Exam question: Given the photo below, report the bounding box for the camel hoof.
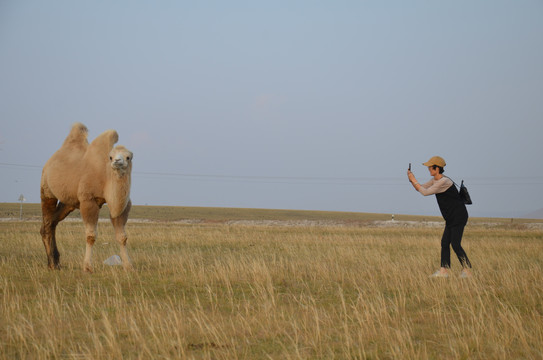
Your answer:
[123,264,135,272]
[84,266,93,273]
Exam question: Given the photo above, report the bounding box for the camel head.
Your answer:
[109,145,133,176]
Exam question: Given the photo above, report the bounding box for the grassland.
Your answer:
[1,202,433,223]
[1,204,542,359]
[2,202,540,225]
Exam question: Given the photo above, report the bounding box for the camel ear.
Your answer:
[63,122,89,146]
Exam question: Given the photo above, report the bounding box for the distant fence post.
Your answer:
[18,194,26,220]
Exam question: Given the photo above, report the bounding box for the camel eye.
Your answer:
[126,156,130,161]
[109,156,112,160]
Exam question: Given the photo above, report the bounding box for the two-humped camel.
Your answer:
[40,123,133,272]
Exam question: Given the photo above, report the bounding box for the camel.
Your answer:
[40,123,133,272]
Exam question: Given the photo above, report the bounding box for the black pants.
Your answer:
[441,224,471,269]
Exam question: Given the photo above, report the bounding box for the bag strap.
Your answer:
[444,176,463,189]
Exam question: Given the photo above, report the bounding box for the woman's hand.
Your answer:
[407,170,416,183]
[408,170,420,191]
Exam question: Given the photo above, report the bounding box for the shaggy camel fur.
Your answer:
[40,123,133,272]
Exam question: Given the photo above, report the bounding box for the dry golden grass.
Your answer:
[3,202,540,225]
[1,212,542,359]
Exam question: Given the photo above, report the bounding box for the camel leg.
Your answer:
[40,198,61,269]
[56,203,76,223]
[80,200,99,273]
[111,200,133,270]
[40,198,75,269]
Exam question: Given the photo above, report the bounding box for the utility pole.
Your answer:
[18,194,26,220]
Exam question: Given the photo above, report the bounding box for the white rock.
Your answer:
[103,255,122,266]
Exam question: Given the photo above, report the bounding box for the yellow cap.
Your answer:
[423,156,446,167]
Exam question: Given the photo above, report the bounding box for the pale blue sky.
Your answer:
[1,1,542,217]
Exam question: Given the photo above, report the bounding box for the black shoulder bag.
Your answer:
[446,177,473,205]
[458,180,472,205]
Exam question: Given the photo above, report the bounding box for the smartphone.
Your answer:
[408,163,411,171]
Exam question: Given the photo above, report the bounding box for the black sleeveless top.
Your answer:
[436,183,468,226]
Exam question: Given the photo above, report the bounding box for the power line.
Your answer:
[135,170,401,182]
[0,162,398,184]
[0,162,41,169]
[1,162,543,185]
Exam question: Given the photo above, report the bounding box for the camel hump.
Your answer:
[62,122,89,146]
[87,129,119,158]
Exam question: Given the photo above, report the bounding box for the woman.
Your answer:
[407,156,472,278]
